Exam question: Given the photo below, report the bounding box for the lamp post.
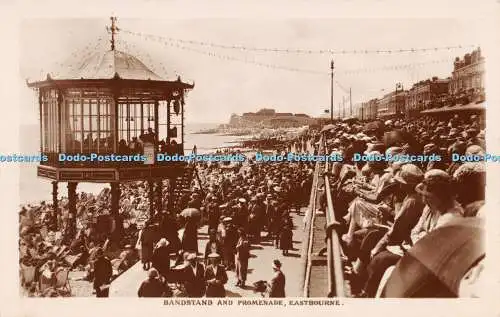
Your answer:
[330,59,334,123]
[395,82,403,117]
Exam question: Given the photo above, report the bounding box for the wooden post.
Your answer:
[67,182,78,239]
[110,182,122,243]
[51,181,58,230]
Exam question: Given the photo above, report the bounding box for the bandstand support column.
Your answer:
[148,180,155,218]
[67,182,78,238]
[110,182,122,243]
[51,181,59,230]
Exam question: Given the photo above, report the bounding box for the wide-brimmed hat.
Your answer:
[393,164,424,185]
[423,143,438,153]
[208,253,220,259]
[415,169,453,197]
[465,145,484,156]
[223,217,233,223]
[186,253,197,261]
[238,198,247,203]
[157,238,169,247]
[448,128,459,137]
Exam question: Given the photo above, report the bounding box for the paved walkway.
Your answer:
[110,210,306,297]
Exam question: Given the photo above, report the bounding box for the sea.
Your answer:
[19,123,249,204]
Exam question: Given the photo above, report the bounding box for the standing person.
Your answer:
[278,223,293,256]
[182,253,206,297]
[207,198,221,235]
[235,230,251,288]
[141,221,160,271]
[204,253,228,297]
[181,218,199,254]
[152,238,171,280]
[93,247,112,298]
[138,268,172,297]
[267,259,285,298]
[223,221,238,271]
[204,230,223,265]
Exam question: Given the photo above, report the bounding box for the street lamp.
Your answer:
[395,82,403,117]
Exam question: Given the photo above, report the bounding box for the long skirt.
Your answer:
[235,256,248,281]
[345,198,383,229]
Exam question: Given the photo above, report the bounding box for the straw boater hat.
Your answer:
[208,253,220,259]
[157,238,169,248]
[223,217,233,223]
[393,164,424,185]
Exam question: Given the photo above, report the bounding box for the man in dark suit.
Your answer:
[267,259,285,297]
[182,253,206,297]
[204,253,228,297]
[93,247,112,297]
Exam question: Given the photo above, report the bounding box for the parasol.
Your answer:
[180,207,201,218]
[381,217,485,298]
[383,129,417,148]
[364,120,384,132]
[320,124,336,132]
[342,117,359,124]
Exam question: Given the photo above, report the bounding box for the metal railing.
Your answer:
[300,134,346,297]
[324,159,346,297]
[300,153,321,297]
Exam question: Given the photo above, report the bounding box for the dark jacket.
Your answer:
[204,264,228,297]
[182,263,206,297]
[269,270,285,297]
[181,221,198,254]
[138,278,172,297]
[152,245,171,277]
[279,227,293,251]
[93,256,112,289]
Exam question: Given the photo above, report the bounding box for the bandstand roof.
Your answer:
[55,50,164,81]
[27,49,194,91]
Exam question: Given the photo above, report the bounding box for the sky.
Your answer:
[19,18,484,124]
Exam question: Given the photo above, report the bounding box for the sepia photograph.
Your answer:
[8,1,497,310]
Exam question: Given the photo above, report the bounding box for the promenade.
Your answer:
[109,210,306,297]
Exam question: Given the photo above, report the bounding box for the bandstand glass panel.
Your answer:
[65,88,113,154]
[41,89,60,153]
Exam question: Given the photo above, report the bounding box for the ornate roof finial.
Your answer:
[106,16,119,51]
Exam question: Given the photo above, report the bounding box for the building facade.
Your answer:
[377,90,407,119]
[449,48,485,101]
[406,77,450,118]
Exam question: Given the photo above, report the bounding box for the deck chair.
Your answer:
[375,265,395,298]
[54,267,71,294]
[110,258,123,276]
[39,227,48,240]
[39,271,56,293]
[20,264,36,287]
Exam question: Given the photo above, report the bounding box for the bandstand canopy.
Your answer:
[27,49,193,91]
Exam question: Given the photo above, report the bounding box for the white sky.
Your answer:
[20,18,484,124]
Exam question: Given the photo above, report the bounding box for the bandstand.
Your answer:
[26,18,195,238]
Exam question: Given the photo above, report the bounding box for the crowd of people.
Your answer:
[19,128,317,298]
[320,114,486,297]
[128,132,316,297]
[19,113,487,298]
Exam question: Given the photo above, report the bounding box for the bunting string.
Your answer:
[121,28,476,55]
